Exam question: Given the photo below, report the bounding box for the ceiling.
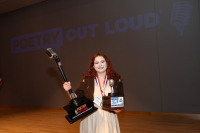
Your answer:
[0,0,46,15]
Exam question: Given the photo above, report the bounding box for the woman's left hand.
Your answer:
[111,109,123,113]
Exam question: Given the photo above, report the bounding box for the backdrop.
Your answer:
[0,0,200,114]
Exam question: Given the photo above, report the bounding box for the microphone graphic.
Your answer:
[170,1,192,36]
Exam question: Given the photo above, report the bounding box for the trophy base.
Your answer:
[63,97,98,124]
[102,94,125,111]
[65,106,98,124]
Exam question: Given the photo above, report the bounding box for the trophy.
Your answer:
[102,79,124,110]
[45,48,98,124]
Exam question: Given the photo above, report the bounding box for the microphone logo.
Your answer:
[170,1,192,36]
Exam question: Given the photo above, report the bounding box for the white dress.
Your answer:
[80,80,121,133]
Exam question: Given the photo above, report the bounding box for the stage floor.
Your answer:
[0,106,200,133]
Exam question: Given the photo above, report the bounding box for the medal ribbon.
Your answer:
[95,75,108,96]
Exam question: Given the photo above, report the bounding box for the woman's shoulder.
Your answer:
[114,77,122,82]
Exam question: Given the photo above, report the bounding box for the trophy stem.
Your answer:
[111,86,114,94]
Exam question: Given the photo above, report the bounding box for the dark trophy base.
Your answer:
[63,97,98,124]
[102,93,124,110]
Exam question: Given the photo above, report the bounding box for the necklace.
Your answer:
[99,79,105,86]
[95,75,108,96]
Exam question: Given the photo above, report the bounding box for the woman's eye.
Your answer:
[101,61,105,63]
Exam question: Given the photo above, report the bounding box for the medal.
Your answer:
[95,75,108,96]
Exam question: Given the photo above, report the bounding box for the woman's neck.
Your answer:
[97,72,106,79]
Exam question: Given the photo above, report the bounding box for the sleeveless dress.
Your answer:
[80,80,121,133]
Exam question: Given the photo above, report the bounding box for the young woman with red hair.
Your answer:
[63,53,124,133]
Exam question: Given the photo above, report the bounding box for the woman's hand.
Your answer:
[111,109,123,113]
[63,82,71,91]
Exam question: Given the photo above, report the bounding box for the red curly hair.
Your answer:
[83,53,121,80]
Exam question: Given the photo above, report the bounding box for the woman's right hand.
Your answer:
[63,82,71,91]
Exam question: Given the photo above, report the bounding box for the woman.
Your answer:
[63,53,124,133]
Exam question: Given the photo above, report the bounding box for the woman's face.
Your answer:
[93,56,107,74]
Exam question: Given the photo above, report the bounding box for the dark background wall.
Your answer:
[0,0,200,114]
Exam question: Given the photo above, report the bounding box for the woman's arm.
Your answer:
[75,78,86,98]
[112,109,124,113]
